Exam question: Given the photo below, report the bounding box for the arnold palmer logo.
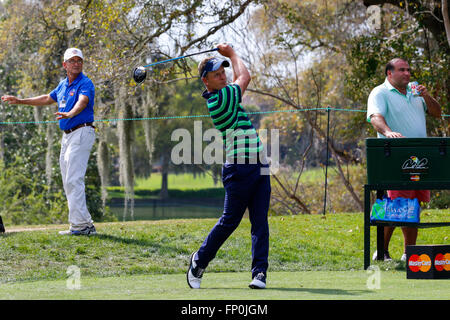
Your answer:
[401,156,429,173]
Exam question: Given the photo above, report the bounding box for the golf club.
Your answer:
[133,48,219,84]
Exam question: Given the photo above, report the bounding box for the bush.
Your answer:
[427,190,450,209]
[0,159,116,226]
[269,164,366,215]
[0,161,67,225]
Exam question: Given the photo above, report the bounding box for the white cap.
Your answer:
[64,48,84,62]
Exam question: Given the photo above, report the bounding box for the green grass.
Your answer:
[1,210,448,292]
[135,173,220,190]
[107,173,224,199]
[291,166,329,183]
[1,209,448,300]
[1,271,448,300]
[2,169,448,299]
[109,204,223,221]
[107,188,225,200]
[109,169,330,195]
[105,168,344,202]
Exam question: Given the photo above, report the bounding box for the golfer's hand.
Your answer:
[1,95,20,104]
[216,43,235,58]
[385,131,405,138]
[416,85,429,97]
[55,111,72,120]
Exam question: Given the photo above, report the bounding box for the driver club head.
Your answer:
[133,66,147,84]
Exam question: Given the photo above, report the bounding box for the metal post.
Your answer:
[376,190,385,261]
[0,215,5,233]
[323,107,331,215]
[364,185,371,270]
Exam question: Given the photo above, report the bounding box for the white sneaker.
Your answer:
[58,225,97,236]
[372,250,392,261]
[187,252,204,289]
[249,272,266,289]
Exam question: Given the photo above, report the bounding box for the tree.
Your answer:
[1,0,261,223]
[363,0,450,50]
[443,0,450,46]
[144,66,215,199]
[351,0,449,137]
[234,0,449,213]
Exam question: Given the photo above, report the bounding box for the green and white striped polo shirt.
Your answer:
[202,84,264,161]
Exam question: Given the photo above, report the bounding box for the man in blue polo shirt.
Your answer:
[1,48,97,236]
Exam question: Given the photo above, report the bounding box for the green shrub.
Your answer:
[269,164,366,215]
[0,161,67,225]
[0,160,116,225]
[427,190,450,209]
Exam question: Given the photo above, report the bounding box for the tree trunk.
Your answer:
[45,121,54,192]
[143,89,157,177]
[96,131,110,210]
[33,107,43,128]
[247,88,364,211]
[95,97,110,211]
[117,86,135,220]
[305,111,364,211]
[363,0,449,49]
[159,151,169,199]
[443,0,450,47]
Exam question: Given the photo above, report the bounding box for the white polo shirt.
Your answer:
[367,78,428,138]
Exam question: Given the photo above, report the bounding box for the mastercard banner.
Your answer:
[406,245,450,279]
[434,253,450,272]
[408,254,432,273]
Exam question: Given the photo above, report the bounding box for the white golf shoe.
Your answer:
[249,272,266,289]
[187,252,204,289]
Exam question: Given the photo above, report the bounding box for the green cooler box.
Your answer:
[366,138,450,186]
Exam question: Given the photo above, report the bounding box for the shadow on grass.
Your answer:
[205,287,370,296]
[95,233,190,255]
[0,233,14,238]
[371,260,406,271]
[267,287,370,296]
[0,231,190,257]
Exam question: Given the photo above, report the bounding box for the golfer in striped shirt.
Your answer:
[187,43,271,289]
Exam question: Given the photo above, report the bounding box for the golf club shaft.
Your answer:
[141,48,219,69]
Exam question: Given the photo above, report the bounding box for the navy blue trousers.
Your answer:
[195,162,271,278]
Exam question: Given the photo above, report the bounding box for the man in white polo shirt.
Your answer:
[367,58,441,261]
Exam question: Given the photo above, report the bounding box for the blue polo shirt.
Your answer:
[49,72,95,131]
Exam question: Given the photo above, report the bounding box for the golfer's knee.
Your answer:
[65,176,84,190]
[218,215,241,230]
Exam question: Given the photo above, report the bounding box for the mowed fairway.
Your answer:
[1,211,449,300]
[0,271,449,300]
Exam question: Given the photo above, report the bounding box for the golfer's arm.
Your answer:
[369,114,395,136]
[66,95,89,118]
[19,95,55,106]
[229,54,251,94]
[423,95,441,118]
